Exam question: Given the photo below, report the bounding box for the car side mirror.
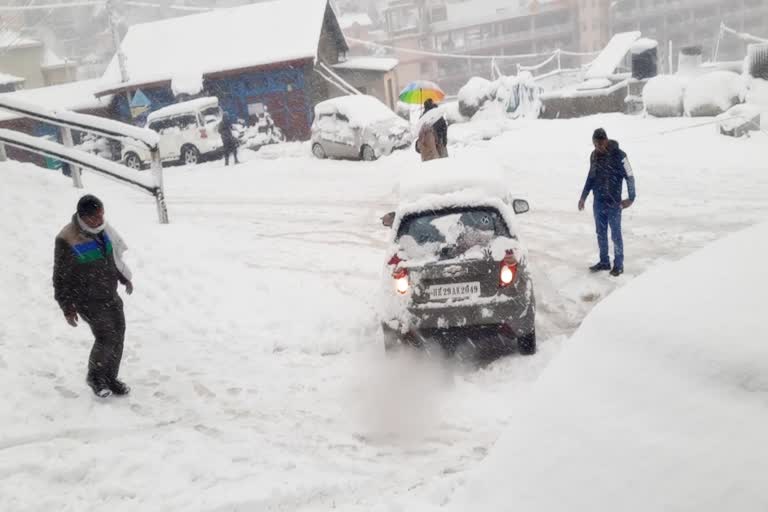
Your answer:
[381,211,396,228]
[512,199,530,215]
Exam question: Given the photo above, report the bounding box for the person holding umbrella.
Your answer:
[400,81,448,161]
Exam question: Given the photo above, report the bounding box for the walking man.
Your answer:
[218,113,240,166]
[578,128,637,276]
[53,195,133,398]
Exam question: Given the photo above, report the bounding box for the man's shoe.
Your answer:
[109,379,131,396]
[589,262,611,272]
[610,267,624,277]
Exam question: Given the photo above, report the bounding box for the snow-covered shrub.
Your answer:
[458,73,543,121]
[644,75,689,117]
[458,77,492,118]
[683,71,745,117]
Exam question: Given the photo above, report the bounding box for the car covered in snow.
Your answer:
[122,97,225,169]
[311,95,412,161]
[379,158,536,357]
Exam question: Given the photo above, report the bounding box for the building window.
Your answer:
[430,6,447,23]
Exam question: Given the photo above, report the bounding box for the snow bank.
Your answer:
[448,221,768,512]
[683,71,745,117]
[643,75,689,117]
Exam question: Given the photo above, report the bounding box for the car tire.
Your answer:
[312,143,327,159]
[124,151,142,170]
[361,144,377,162]
[181,145,201,166]
[518,330,537,356]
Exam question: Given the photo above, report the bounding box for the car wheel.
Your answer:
[312,143,327,159]
[124,152,142,170]
[361,144,377,162]
[518,330,537,356]
[181,145,200,166]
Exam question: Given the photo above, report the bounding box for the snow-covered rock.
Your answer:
[683,71,744,117]
[643,75,689,117]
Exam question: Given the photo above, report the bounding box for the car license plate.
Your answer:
[428,282,481,301]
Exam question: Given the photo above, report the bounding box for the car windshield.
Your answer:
[397,208,511,259]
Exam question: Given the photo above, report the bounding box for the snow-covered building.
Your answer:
[0,73,25,94]
[95,0,352,141]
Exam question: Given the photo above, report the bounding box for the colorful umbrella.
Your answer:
[399,80,445,105]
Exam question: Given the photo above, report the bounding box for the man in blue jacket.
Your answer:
[578,128,637,276]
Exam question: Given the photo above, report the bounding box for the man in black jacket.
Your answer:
[53,195,133,398]
[578,128,637,276]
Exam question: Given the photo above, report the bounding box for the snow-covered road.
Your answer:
[1,115,767,510]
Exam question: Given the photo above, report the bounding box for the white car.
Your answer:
[311,95,412,162]
[122,97,224,169]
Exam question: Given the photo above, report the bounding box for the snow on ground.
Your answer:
[433,220,768,512]
[1,114,767,511]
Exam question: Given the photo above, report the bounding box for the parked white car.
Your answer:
[311,95,412,161]
[122,97,224,169]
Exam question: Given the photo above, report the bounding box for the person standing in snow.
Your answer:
[53,195,133,398]
[218,113,240,166]
[578,128,637,277]
[422,99,448,158]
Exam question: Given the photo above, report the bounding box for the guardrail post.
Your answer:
[61,127,83,189]
[150,148,169,224]
[0,142,6,162]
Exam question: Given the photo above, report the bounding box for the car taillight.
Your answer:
[393,267,409,295]
[200,129,208,139]
[500,251,518,287]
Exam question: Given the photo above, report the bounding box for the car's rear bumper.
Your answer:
[384,293,535,339]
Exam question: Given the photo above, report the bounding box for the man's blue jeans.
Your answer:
[594,202,623,269]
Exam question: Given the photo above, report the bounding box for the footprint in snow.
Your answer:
[54,386,78,399]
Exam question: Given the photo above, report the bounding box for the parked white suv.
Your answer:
[311,95,412,161]
[122,97,224,169]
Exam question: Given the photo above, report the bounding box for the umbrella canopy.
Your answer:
[399,80,445,105]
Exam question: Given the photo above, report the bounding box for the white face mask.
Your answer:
[77,215,106,235]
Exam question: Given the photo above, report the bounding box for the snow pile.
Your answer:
[643,75,689,117]
[683,71,745,117]
[448,221,768,512]
[171,71,204,97]
[716,104,763,136]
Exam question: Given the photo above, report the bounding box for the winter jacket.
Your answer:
[416,123,440,162]
[53,215,129,313]
[218,120,238,149]
[580,140,637,208]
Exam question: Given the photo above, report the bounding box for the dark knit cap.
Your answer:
[592,128,608,140]
[77,194,104,217]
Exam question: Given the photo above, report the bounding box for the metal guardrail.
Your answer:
[0,98,168,224]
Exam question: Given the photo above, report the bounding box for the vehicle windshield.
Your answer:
[397,207,511,259]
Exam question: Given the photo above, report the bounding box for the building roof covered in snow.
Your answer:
[332,57,398,72]
[0,31,42,51]
[41,49,76,70]
[0,79,110,123]
[100,0,347,94]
